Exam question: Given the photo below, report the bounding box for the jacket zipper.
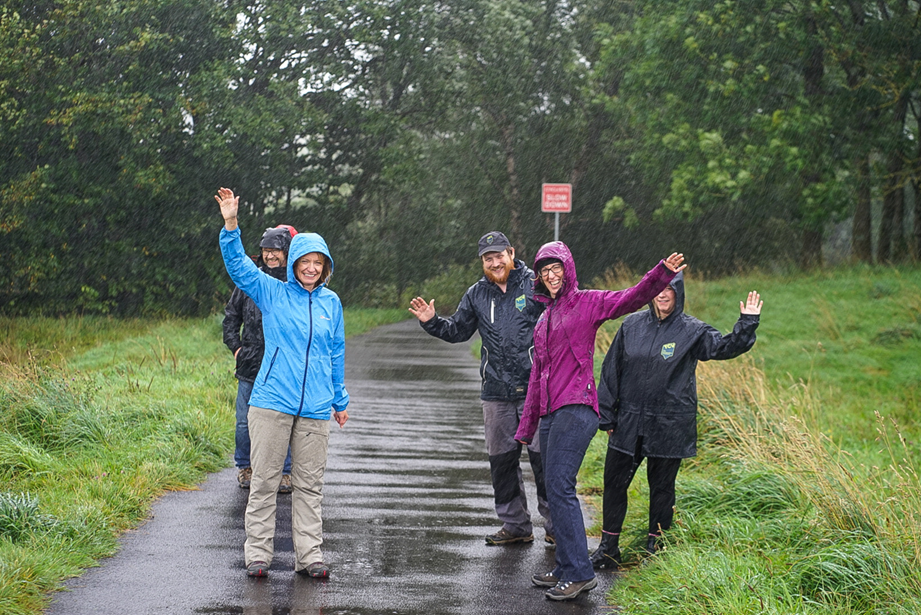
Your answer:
[544,300,553,412]
[298,292,314,415]
[490,298,495,323]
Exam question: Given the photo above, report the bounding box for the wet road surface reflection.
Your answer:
[47,319,614,614]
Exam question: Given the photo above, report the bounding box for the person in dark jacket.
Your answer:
[408,231,552,546]
[590,273,762,569]
[223,225,297,492]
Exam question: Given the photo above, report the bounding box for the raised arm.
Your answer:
[216,188,277,308]
[697,291,762,361]
[414,291,479,343]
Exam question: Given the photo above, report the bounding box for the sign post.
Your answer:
[541,183,572,242]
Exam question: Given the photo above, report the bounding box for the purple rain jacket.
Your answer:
[514,241,677,443]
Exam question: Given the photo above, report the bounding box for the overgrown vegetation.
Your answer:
[2,1,917,315]
[0,309,405,615]
[581,266,921,614]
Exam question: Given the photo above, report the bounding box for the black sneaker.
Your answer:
[246,561,268,577]
[531,571,558,588]
[590,533,622,570]
[545,577,598,601]
[485,528,534,546]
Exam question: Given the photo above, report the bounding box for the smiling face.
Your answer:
[294,252,326,290]
[654,286,676,320]
[481,248,515,285]
[261,248,287,269]
[538,261,565,298]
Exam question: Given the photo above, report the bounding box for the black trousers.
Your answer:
[601,437,682,535]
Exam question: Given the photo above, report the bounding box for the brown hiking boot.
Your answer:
[278,474,292,494]
[485,528,534,545]
[238,467,252,489]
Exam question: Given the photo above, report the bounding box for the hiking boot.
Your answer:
[238,467,253,489]
[531,571,558,588]
[296,562,329,579]
[485,528,534,546]
[646,534,662,555]
[590,534,622,570]
[246,561,269,577]
[278,474,292,494]
[545,577,598,601]
[544,530,556,546]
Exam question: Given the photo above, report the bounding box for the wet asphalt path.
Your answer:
[47,319,614,614]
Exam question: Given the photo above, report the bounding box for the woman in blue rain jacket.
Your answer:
[216,187,348,581]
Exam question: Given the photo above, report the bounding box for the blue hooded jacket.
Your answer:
[220,227,349,419]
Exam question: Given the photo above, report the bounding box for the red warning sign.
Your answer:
[541,183,572,213]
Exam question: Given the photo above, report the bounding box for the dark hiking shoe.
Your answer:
[544,530,556,546]
[485,528,534,545]
[246,561,269,577]
[238,467,252,489]
[545,577,598,601]
[278,474,292,494]
[590,534,622,570]
[296,562,329,578]
[590,546,622,570]
[531,571,559,588]
[646,534,662,555]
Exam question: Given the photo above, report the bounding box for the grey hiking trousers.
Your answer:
[482,400,552,536]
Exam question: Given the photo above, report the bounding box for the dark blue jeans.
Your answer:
[235,379,291,474]
[540,404,598,582]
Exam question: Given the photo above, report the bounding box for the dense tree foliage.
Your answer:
[0,0,918,315]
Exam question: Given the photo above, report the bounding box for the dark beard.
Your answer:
[484,262,513,285]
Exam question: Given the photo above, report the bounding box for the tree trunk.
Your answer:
[499,122,524,256]
[914,179,921,261]
[879,93,909,263]
[800,227,824,268]
[852,155,873,263]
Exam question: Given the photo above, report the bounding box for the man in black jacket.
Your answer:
[409,231,552,546]
[223,225,297,492]
[591,273,762,568]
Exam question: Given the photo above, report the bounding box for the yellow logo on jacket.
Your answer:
[661,342,676,360]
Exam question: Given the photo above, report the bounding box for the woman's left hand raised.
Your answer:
[663,253,686,273]
[333,409,349,428]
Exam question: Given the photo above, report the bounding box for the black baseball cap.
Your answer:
[477,231,511,257]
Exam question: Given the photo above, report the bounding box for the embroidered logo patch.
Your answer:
[515,294,526,312]
[661,342,676,360]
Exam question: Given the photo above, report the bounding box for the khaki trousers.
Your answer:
[244,405,330,570]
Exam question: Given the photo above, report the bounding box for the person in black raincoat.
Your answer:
[223,225,297,492]
[409,231,553,546]
[590,272,762,569]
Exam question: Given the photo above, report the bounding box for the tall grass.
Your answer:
[581,265,921,614]
[0,309,407,615]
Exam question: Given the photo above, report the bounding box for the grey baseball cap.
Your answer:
[477,231,511,257]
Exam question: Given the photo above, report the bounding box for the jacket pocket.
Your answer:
[262,347,280,385]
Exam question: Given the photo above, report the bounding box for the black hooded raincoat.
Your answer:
[597,273,759,458]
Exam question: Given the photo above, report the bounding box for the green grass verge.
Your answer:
[0,309,407,615]
[582,265,921,614]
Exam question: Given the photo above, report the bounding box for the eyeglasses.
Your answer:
[539,263,563,278]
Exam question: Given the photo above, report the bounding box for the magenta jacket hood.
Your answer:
[515,242,676,443]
